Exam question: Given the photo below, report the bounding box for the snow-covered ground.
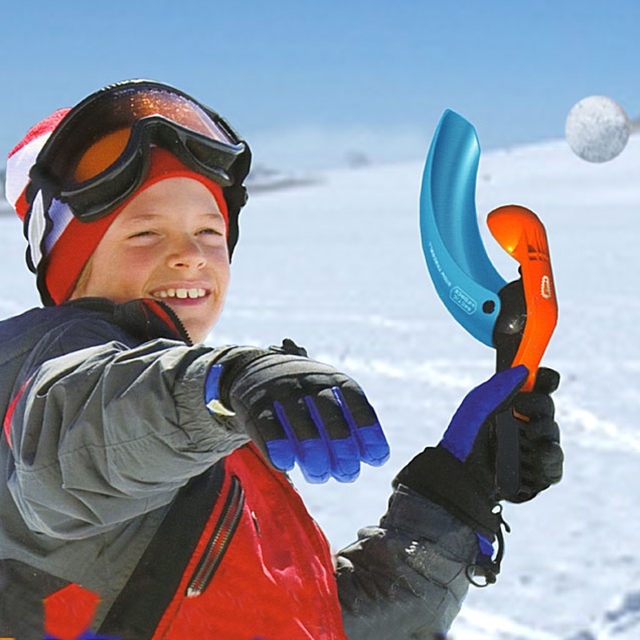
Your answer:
[2,128,639,639]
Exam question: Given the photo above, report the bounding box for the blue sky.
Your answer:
[1,1,639,170]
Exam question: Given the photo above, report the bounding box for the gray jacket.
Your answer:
[0,299,479,639]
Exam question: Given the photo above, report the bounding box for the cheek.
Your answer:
[209,247,231,286]
[88,248,156,300]
[218,258,231,284]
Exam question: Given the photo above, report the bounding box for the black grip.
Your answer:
[493,278,529,501]
[493,278,526,373]
[495,410,522,501]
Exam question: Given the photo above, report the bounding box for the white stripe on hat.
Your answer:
[27,191,47,269]
[44,198,74,254]
[5,134,49,210]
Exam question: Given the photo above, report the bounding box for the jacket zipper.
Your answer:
[147,299,193,345]
[185,474,245,597]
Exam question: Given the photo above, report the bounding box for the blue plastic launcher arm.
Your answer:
[420,109,507,346]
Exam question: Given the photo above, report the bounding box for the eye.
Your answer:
[197,226,225,238]
[126,229,160,243]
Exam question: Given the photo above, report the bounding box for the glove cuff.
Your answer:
[393,446,501,542]
[210,340,310,407]
[209,346,271,406]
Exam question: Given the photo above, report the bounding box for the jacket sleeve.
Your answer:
[336,484,479,639]
[6,319,249,540]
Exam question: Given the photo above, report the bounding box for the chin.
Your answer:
[188,329,211,343]
[184,316,220,344]
[170,304,222,344]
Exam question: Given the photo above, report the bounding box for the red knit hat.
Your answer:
[6,111,228,305]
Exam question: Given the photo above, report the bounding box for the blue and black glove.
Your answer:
[393,364,563,582]
[205,339,390,483]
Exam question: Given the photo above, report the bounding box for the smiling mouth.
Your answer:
[151,287,208,300]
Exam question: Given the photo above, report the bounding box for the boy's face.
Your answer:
[71,177,230,342]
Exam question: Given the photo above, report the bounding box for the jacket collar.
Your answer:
[66,297,193,345]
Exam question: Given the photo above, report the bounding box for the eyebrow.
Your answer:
[122,211,225,226]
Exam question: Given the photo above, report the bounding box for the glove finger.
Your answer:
[306,389,352,440]
[532,367,560,394]
[516,433,564,499]
[523,417,560,443]
[305,393,361,482]
[335,383,390,467]
[441,365,528,461]
[253,402,295,472]
[532,440,564,486]
[513,392,555,422]
[274,400,332,483]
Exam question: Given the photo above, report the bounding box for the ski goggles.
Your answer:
[30,80,249,222]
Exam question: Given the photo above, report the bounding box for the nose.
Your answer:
[167,235,207,270]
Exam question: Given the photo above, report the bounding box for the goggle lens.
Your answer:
[32,81,249,221]
[102,85,237,145]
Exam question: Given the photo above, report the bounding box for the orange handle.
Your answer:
[487,205,558,391]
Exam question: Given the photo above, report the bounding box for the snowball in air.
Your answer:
[565,96,630,163]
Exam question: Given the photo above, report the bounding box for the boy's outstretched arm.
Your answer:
[336,366,563,639]
[7,323,388,540]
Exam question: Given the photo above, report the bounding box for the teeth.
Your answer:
[153,288,206,300]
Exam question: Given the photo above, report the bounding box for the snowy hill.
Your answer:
[0,168,8,215]
[1,131,640,639]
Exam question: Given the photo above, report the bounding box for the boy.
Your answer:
[0,80,563,639]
